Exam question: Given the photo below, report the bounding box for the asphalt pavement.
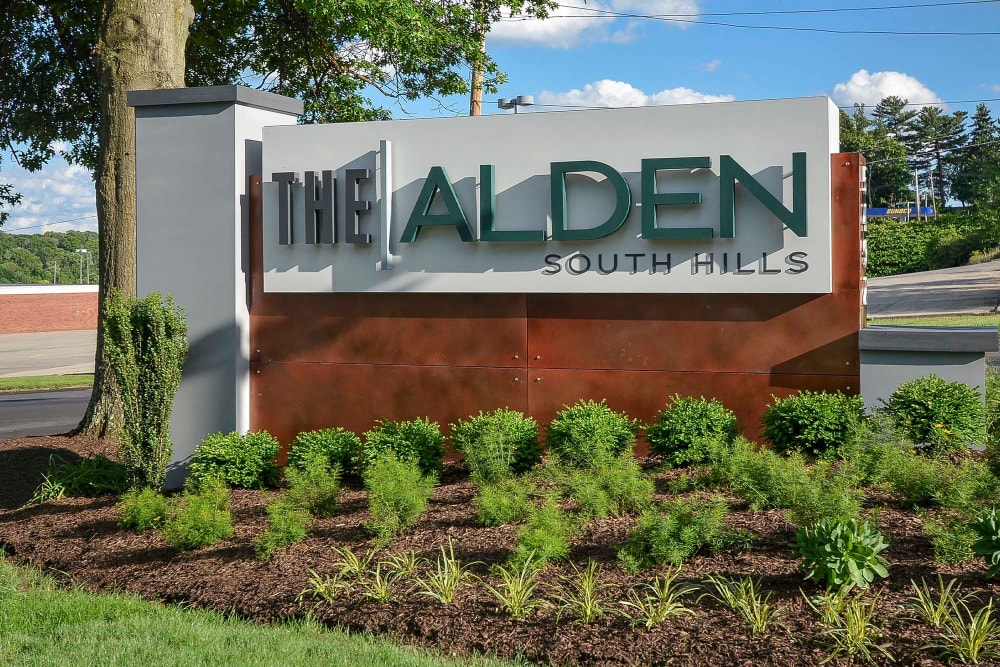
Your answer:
[867,260,1000,318]
[0,330,96,378]
[0,388,90,439]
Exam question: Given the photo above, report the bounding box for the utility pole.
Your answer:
[914,170,921,221]
[469,0,486,116]
[928,170,937,214]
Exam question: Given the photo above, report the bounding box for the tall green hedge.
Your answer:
[866,213,999,277]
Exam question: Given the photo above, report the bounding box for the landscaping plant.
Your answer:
[413,539,477,605]
[645,394,738,467]
[921,509,978,564]
[905,575,967,628]
[545,399,639,469]
[187,431,281,489]
[255,497,311,561]
[554,559,611,624]
[284,454,340,517]
[617,496,729,572]
[472,477,534,527]
[361,418,445,476]
[565,455,654,520]
[482,555,547,619]
[933,599,1000,664]
[702,575,784,637]
[791,518,889,591]
[161,478,234,551]
[363,451,436,546]
[509,496,574,568]
[618,568,698,629]
[103,289,188,490]
[815,592,893,665]
[761,390,865,460]
[116,487,170,531]
[451,408,541,483]
[286,427,361,477]
[881,373,987,453]
[28,453,129,504]
[972,508,1000,576]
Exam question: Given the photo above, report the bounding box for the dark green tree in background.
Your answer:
[910,106,968,207]
[840,105,911,207]
[951,103,1000,209]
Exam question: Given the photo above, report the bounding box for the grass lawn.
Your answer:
[0,374,93,392]
[868,314,1000,328]
[0,558,525,667]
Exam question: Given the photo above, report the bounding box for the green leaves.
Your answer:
[972,508,1000,577]
[645,394,738,467]
[762,390,865,460]
[792,518,889,592]
[881,374,987,453]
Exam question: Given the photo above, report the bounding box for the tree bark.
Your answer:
[77,0,194,436]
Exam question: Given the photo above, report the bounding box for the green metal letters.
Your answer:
[641,157,712,240]
[550,160,631,241]
[478,165,544,242]
[400,166,475,243]
[719,152,807,238]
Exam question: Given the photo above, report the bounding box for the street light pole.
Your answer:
[75,248,89,284]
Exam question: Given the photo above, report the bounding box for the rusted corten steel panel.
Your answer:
[249,154,863,448]
[525,155,863,374]
[527,369,858,451]
[249,361,528,449]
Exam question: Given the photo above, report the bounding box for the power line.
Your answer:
[520,96,1000,112]
[506,3,1000,36]
[5,214,97,232]
[550,0,1000,19]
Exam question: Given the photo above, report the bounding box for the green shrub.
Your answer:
[568,455,654,520]
[103,289,188,490]
[881,374,987,453]
[865,442,943,506]
[645,395,738,466]
[972,508,1000,576]
[545,399,640,469]
[285,455,340,517]
[361,418,444,476]
[117,487,170,531]
[923,510,978,564]
[762,391,865,460]
[791,518,889,591]
[617,497,729,572]
[473,478,534,527]
[363,451,436,546]
[255,497,311,561]
[451,408,541,483]
[187,431,280,489]
[707,438,861,524]
[161,479,234,551]
[28,453,129,504]
[287,428,360,476]
[509,496,574,567]
[865,214,1000,277]
[986,365,1000,444]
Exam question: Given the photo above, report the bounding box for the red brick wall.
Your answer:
[0,290,98,334]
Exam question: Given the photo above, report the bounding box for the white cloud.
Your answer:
[489,0,700,49]
[985,84,1000,93]
[537,79,734,108]
[1,155,97,234]
[702,59,722,72]
[830,69,942,108]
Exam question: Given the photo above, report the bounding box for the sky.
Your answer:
[2,0,999,234]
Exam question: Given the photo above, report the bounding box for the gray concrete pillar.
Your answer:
[129,85,302,487]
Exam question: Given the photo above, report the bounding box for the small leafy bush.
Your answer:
[117,487,170,531]
[363,451,436,546]
[28,453,129,504]
[646,395,738,467]
[762,390,865,460]
[161,479,234,551]
[791,518,889,591]
[451,408,541,483]
[473,477,534,527]
[510,496,574,567]
[545,399,640,469]
[187,431,280,489]
[617,497,729,572]
[103,289,188,490]
[881,374,987,453]
[287,428,360,476]
[972,508,1000,576]
[361,418,444,476]
[923,509,978,564]
[256,497,311,560]
[568,455,654,520]
[285,454,340,517]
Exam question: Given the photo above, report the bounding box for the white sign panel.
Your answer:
[261,97,838,293]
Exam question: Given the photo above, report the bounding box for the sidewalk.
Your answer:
[0,330,96,378]
[867,260,1000,319]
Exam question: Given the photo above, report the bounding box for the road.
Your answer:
[0,388,90,439]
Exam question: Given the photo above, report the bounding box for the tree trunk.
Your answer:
[77,0,194,436]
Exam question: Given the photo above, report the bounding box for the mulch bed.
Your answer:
[2,434,1000,666]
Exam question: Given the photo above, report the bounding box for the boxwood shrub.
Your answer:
[761,390,865,460]
[187,430,280,489]
[881,374,986,453]
[361,417,444,476]
[287,427,361,476]
[451,408,541,483]
[645,394,739,467]
[546,399,639,469]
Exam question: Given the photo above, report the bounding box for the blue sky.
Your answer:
[3,0,999,234]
